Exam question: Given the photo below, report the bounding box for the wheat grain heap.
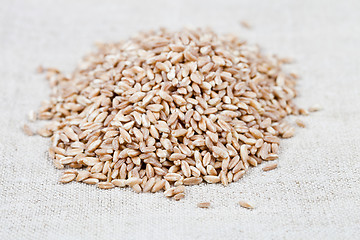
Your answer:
[37,28,303,200]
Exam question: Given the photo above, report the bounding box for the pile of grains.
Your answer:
[33,28,307,200]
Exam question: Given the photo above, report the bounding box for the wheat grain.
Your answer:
[238,200,254,209]
[173,193,185,201]
[83,178,99,185]
[203,175,220,183]
[28,110,37,122]
[240,20,252,29]
[98,182,114,189]
[282,127,295,138]
[183,177,202,186]
[295,119,306,128]
[263,162,278,171]
[59,173,76,183]
[197,202,211,208]
[132,184,142,193]
[22,124,34,136]
[151,179,166,192]
[309,104,322,112]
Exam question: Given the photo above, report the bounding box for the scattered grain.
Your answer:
[238,200,255,209]
[22,124,34,136]
[295,119,306,128]
[240,20,252,29]
[197,202,211,208]
[309,104,322,112]
[263,162,278,171]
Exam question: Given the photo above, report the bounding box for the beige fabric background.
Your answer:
[1,0,360,239]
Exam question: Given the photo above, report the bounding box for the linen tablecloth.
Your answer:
[1,0,359,239]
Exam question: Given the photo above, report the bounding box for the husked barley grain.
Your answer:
[31,28,306,201]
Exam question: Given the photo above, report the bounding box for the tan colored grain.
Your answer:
[151,179,166,192]
[132,184,142,193]
[309,104,322,112]
[240,20,252,29]
[164,185,185,197]
[126,177,142,187]
[203,175,220,183]
[83,157,100,166]
[98,182,114,189]
[183,177,202,186]
[164,188,175,197]
[143,177,156,192]
[295,119,306,128]
[59,173,76,183]
[91,173,107,181]
[169,153,186,161]
[213,146,229,158]
[263,162,278,171]
[22,124,34,136]
[164,173,182,182]
[239,200,255,209]
[37,128,52,137]
[265,153,278,161]
[112,179,126,187]
[233,170,246,182]
[206,165,217,176]
[247,157,258,167]
[240,145,248,162]
[181,161,191,178]
[83,178,99,185]
[220,170,228,186]
[197,202,211,208]
[282,127,295,138]
[173,185,186,195]
[299,108,309,115]
[63,126,79,141]
[173,193,185,201]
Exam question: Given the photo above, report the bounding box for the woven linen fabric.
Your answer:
[1,0,360,239]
